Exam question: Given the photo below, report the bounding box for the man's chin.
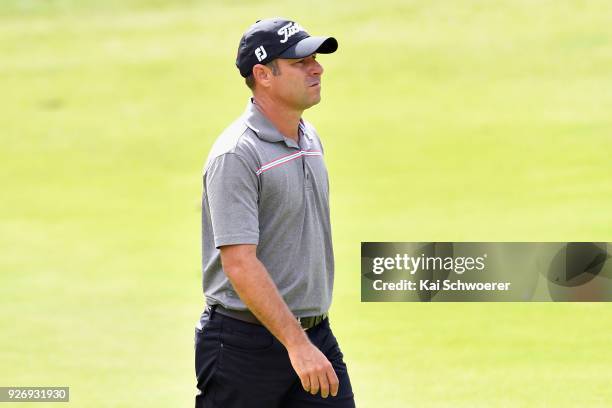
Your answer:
[304,96,322,110]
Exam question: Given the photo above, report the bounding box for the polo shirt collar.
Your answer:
[243,98,302,149]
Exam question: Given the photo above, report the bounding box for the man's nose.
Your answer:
[311,60,324,76]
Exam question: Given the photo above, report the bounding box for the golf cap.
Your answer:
[236,18,338,78]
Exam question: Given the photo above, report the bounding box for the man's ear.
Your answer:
[252,64,271,88]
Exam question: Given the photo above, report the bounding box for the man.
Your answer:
[195,18,355,408]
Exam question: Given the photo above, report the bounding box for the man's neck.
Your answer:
[252,95,302,141]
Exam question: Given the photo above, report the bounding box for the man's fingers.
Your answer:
[300,374,311,392]
[308,374,320,395]
[326,366,339,397]
[288,343,339,398]
[319,369,330,398]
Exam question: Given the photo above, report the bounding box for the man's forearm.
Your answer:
[219,245,339,397]
[223,254,309,349]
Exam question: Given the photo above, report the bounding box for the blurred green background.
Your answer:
[1,0,611,407]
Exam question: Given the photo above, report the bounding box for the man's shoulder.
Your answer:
[203,115,259,174]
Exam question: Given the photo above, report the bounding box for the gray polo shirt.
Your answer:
[200,99,334,318]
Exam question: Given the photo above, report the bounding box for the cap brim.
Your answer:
[278,36,338,59]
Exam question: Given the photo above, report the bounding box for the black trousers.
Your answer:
[194,308,356,407]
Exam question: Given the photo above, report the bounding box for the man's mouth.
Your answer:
[308,81,321,87]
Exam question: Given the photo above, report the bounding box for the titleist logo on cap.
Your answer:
[277,22,305,44]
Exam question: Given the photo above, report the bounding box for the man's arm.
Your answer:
[220,244,339,399]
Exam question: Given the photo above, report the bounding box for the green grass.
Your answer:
[1,1,612,406]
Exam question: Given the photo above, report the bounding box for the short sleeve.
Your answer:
[205,153,259,247]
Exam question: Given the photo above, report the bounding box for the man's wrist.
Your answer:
[282,324,311,351]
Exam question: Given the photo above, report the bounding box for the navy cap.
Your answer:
[236,18,338,78]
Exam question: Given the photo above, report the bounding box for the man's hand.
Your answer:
[287,340,339,398]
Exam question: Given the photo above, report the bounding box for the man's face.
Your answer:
[268,54,324,110]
